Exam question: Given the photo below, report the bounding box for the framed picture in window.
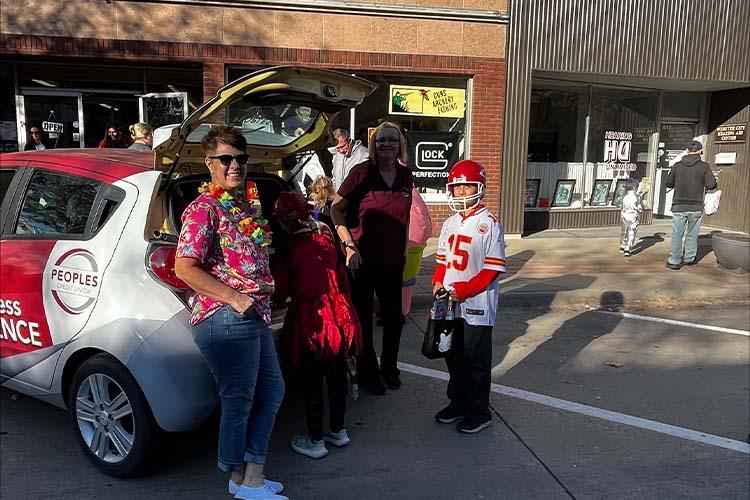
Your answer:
[612,179,629,207]
[524,179,541,208]
[552,179,575,207]
[590,179,612,206]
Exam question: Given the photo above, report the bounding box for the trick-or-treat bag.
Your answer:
[422,292,458,359]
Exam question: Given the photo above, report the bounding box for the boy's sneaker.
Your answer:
[623,250,631,257]
[230,479,284,495]
[619,248,625,254]
[291,434,328,459]
[456,415,492,434]
[234,484,288,500]
[435,405,465,424]
[323,428,351,447]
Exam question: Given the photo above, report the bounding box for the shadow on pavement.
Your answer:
[631,232,665,255]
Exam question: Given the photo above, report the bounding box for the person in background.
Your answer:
[329,128,369,191]
[174,126,287,500]
[307,176,337,235]
[619,178,644,257]
[98,125,129,148]
[271,192,361,460]
[127,122,154,151]
[330,121,413,395]
[432,159,506,435]
[24,126,47,151]
[665,140,717,269]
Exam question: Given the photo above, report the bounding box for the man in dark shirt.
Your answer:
[665,140,717,269]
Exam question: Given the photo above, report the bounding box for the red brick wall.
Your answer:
[0,34,505,236]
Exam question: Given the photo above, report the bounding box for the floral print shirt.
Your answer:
[177,192,274,325]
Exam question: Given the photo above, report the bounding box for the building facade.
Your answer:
[0,0,509,234]
[502,0,750,235]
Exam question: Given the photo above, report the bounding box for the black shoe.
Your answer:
[684,260,696,266]
[359,379,386,396]
[665,261,681,270]
[456,415,492,434]
[623,250,631,257]
[435,405,465,424]
[382,373,401,390]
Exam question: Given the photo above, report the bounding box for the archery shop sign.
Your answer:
[601,131,637,171]
[389,85,465,118]
[406,131,460,189]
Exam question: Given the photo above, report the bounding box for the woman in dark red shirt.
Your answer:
[330,121,413,395]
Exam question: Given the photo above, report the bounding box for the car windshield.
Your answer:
[185,103,321,148]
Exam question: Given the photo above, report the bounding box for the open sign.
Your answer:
[42,121,64,133]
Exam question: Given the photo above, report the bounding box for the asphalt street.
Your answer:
[1,306,748,500]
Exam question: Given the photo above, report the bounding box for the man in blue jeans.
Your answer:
[665,140,717,269]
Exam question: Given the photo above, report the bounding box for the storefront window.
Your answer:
[0,63,17,152]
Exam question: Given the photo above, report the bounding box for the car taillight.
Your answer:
[148,245,190,290]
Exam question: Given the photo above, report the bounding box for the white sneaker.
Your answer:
[229,479,283,495]
[234,484,288,499]
[290,434,328,459]
[323,428,350,447]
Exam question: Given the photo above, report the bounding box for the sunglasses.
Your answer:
[208,154,250,167]
[375,137,400,144]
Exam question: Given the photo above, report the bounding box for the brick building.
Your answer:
[0,0,509,234]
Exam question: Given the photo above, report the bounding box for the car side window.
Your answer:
[0,168,16,205]
[15,170,100,236]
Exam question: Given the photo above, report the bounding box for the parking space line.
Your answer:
[594,310,750,336]
[398,361,750,455]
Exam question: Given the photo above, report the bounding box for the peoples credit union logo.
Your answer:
[50,249,100,315]
[416,141,453,170]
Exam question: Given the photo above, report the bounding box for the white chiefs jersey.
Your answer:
[436,206,506,326]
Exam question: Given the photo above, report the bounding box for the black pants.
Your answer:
[350,262,404,382]
[301,357,348,441]
[445,320,492,419]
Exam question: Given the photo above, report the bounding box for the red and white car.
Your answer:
[0,67,375,476]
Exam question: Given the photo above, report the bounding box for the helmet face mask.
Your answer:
[446,160,487,213]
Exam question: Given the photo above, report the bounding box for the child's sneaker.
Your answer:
[619,247,625,254]
[234,484,288,499]
[291,434,328,459]
[230,479,284,495]
[456,415,492,434]
[323,428,351,447]
[435,405,465,424]
[623,250,631,257]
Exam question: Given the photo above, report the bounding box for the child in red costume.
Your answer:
[272,192,362,459]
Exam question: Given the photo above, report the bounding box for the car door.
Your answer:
[0,165,129,390]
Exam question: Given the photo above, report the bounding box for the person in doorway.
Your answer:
[665,140,717,269]
[174,126,287,500]
[127,122,153,151]
[24,126,47,151]
[330,121,413,395]
[98,125,129,148]
[329,128,369,191]
[283,105,314,137]
[619,178,644,257]
[271,192,361,460]
[432,159,506,434]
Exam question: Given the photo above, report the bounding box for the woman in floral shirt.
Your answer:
[175,126,287,500]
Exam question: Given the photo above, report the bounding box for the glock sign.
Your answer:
[42,121,64,134]
[406,131,461,190]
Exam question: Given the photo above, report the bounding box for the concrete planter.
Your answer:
[712,233,750,274]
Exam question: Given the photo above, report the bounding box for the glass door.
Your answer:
[19,92,84,150]
[654,122,698,217]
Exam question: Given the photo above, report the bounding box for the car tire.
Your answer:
[68,353,156,477]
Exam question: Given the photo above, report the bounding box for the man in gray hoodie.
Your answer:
[330,129,369,191]
[665,140,717,269]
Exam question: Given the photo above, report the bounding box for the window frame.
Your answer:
[2,167,125,241]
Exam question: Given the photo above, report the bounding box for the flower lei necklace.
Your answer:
[199,182,272,247]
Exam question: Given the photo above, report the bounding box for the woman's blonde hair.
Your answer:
[368,121,408,167]
[307,176,334,209]
[129,122,153,141]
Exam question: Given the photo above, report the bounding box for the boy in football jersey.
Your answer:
[432,159,506,434]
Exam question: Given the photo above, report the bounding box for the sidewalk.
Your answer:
[412,220,749,311]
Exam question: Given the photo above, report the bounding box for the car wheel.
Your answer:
[68,354,155,477]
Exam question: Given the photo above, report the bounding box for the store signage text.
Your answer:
[42,121,64,133]
[602,131,637,171]
[716,124,746,144]
[406,131,460,189]
[389,85,465,118]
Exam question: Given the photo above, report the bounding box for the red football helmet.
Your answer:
[446,159,486,212]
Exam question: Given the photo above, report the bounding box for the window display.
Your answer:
[524,179,541,208]
[552,179,575,207]
[590,179,611,206]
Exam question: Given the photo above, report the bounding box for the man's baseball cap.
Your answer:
[687,140,703,151]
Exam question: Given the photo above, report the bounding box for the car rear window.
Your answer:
[15,170,100,236]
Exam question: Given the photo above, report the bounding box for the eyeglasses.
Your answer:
[375,137,400,144]
[208,154,250,167]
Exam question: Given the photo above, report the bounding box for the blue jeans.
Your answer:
[669,211,703,265]
[193,306,285,472]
